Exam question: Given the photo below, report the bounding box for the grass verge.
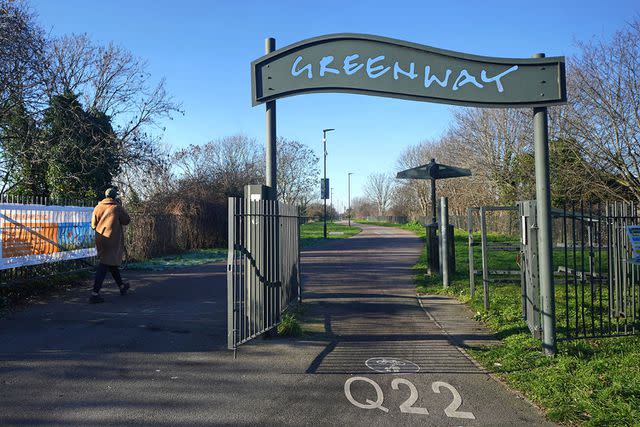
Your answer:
[300,221,361,247]
[369,220,640,426]
[127,248,227,270]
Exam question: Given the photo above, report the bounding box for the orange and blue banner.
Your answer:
[0,204,96,270]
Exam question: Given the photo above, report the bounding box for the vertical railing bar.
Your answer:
[620,202,631,334]
[563,203,569,338]
[627,201,636,333]
[580,201,586,337]
[607,202,613,335]
[598,203,604,336]
[614,202,620,333]
[572,202,579,337]
[588,201,595,337]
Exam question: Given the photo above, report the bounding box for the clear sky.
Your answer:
[30,0,640,211]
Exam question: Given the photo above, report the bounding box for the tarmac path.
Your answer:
[0,223,552,426]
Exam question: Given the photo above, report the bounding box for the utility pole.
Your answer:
[322,128,334,238]
[348,172,353,227]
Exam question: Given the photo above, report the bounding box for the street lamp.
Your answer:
[322,128,334,238]
[348,172,353,227]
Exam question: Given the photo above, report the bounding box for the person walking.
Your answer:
[89,187,131,304]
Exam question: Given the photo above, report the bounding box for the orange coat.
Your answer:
[91,198,130,266]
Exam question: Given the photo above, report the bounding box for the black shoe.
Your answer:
[89,294,104,304]
[119,282,130,296]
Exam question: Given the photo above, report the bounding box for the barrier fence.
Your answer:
[0,196,97,285]
[470,200,640,343]
[227,197,301,351]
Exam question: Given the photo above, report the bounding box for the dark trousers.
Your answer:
[93,263,124,293]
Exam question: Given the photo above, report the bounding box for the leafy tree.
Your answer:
[0,94,47,196]
[43,91,119,199]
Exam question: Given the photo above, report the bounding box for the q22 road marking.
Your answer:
[344,376,475,420]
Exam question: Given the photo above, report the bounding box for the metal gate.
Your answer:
[519,200,640,341]
[518,201,542,339]
[227,197,301,351]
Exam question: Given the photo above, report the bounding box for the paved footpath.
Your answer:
[0,223,553,426]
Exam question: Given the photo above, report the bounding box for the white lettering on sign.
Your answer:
[292,56,312,79]
[393,62,417,80]
[452,69,483,91]
[291,55,518,93]
[344,377,476,419]
[424,66,451,88]
[366,56,391,79]
[319,56,340,77]
[481,66,518,93]
[343,54,364,75]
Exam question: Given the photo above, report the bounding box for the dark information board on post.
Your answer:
[252,33,566,108]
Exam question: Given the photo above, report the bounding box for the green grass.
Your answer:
[277,312,303,336]
[370,220,640,426]
[299,221,361,247]
[126,222,361,271]
[127,248,227,270]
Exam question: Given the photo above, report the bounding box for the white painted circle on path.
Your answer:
[365,357,420,373]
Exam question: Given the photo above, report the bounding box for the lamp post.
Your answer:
[322,128,334,239]
[348,172,353,227]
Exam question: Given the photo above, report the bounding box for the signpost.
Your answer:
[251,33,566,354]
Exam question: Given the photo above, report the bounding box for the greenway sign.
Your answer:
[247,33,566,355]
[251,34,566,107]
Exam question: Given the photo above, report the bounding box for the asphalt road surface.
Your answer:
[0,223,553,426]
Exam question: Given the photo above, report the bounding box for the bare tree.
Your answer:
[394,140,434,218]
[363,172,395,215]
[565,20,640,201]
[45,33,182,169]
[350,196,377,218]
[0,0,46,114]
[276,137,319,208]
[449,107,532,204]
[174,134,263,199]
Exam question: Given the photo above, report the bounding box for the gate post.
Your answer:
[480,207,490,310]
[533,52,557,355]
[440,197,450,288]
[265,37,277,199]
[468,208,475,297]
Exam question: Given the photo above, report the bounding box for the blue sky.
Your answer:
[31,0,639,211]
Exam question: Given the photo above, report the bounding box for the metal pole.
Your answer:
[468,208,475,298]
[265,38,277,199]
[431,178,437,224]
[441,197,450,288]
[322,128,334,238]
[533,53,556,356]
[480,207,490,310]
[323,132,327,239]
[348,172,353,227]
